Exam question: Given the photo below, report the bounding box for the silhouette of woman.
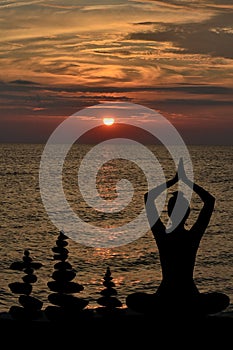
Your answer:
[126,158,230,316]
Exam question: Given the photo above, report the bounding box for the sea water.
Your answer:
[0,144,232,313]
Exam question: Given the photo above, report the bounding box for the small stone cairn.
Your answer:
[96,266,124,316]
[8,249,43,320]
[45,231,89,321]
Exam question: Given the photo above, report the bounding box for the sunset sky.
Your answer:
[0,0,232,144]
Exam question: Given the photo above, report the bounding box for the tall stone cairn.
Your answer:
[8,249,43,320]
[45,231,89,321]
[96,266,123,315]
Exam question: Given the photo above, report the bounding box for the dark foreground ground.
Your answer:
[1,309,233,348]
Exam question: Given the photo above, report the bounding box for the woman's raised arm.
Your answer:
[144,171,178,236]
[178,158,215,240]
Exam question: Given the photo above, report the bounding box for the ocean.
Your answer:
[0,143,232,313]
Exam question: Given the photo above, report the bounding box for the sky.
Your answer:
[0,0,232,144]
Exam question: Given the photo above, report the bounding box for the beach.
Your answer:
[1,309,233,347]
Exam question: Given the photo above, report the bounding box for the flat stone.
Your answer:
[54,261,72,270]
[48,293,89,309]
[24,267,34,275]
[97,297,122,308]
[53,254,68,261]
[47,281,84,294]
[23,256,32,264]
[103,281,115,287]
[30,262,43,270]
[100,288,117,296]
[10,261,42,270]
[56,240,68,247]
[10,261,25,270]
[52,247,68,255]
[19,295,43,311]
[22,274,37,284]
[8,282,32,295]
[52,270,76,282]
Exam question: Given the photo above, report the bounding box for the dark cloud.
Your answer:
[133,22,156,26]
[145,0,233,7]
[10,79,40,85]
[157,98,233,106]
[161,85,233,95]
[130,12,233,59]
[51,84,233,96]
[1,80,233,97]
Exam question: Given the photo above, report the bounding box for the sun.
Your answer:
[103,117,115,126]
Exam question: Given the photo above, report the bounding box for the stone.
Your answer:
[48,293,89,309]
[8,282,32,295]
[52,270,76,282]
[47,281,84,294]
[19,295,43,311]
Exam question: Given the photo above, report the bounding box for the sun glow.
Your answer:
[103,117,115,126]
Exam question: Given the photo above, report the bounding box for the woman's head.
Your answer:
[167,191,190,225]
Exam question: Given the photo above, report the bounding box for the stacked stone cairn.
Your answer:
[45,230,89,321]
[8,249,43,320]
[96,266,124,315]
